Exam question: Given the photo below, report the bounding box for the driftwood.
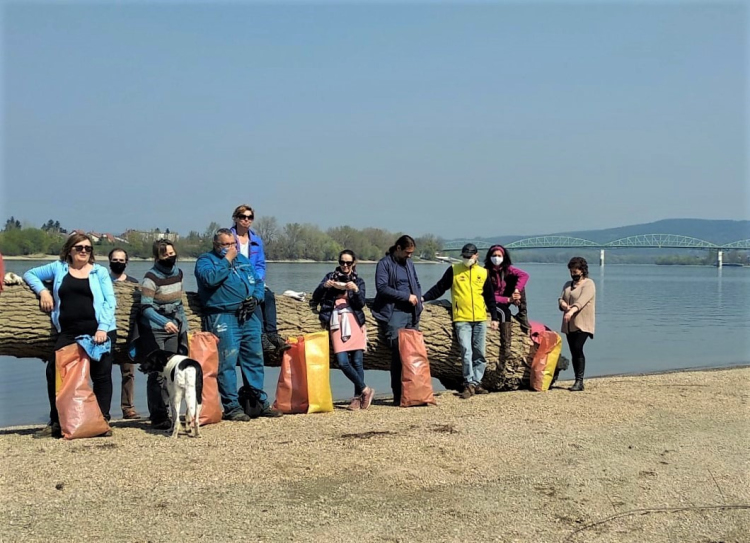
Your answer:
[0,282,551,391]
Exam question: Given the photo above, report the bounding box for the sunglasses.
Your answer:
[72,245,93,253]
[339,260,354,267]
[237,214,254,221]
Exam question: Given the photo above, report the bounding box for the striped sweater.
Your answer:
[140,263,186,329]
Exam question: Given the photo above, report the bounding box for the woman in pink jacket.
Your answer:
[484,245,530,359]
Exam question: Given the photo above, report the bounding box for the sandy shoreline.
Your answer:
[2,368,748,542]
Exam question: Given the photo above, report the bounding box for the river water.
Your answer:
[1,260,748,427]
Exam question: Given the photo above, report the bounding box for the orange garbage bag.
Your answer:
[55,343,110,440]
[188,332,222,425]
[273,336,309,414]
[398,329,437,407]
[530,330,562,392]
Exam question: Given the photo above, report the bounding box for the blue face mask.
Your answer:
[219,247,228,257]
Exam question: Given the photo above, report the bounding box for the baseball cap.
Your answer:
[461,243,478,257]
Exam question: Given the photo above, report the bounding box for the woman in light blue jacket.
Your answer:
[23,233,117,438]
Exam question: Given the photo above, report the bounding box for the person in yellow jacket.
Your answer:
[422,243,499,399]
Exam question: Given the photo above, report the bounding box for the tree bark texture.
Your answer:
[0,283,554,391]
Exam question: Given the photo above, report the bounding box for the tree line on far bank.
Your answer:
[0,217,443,262]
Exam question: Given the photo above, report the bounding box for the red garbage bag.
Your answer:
[55,343,110,440]
[398,329,437,407]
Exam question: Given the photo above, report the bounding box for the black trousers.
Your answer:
[47,330,116,423]
[566,330,591,377]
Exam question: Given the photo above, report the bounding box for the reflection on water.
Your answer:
[1,261,748,427]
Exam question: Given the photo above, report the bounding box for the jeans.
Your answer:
[454,321,487,386]
[204,312,267,414]
[48,330,115,423]
[335,350,366,396]
[377,310,419,405]
[252,287,279,335]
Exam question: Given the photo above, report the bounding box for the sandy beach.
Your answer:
[1,368,748,542]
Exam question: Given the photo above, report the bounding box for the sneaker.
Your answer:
[360,387,375,410]
[122,409,140,420]
[347,397,361,411]
[34,422,62,439]
[474,384,489,395]
[259,406,283,418]
[151,419,172,430]
[459,384,475,399]
[223,410,251,422]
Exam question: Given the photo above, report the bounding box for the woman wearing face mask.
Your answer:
[484,245,530,360]
[558,256,596,392]
[138,238,188,429]
[311,250,374,411]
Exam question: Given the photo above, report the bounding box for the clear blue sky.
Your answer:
[2,1,747,239]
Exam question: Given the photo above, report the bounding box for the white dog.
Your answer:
[142,350,203,438]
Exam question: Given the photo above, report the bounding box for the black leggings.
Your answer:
[566,331,590,370]
[47,330,115,423]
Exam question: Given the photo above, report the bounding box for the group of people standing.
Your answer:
[22,207,596,438]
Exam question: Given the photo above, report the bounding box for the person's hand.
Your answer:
[511,290,521,303]
[563,308,576,323]
[324,279,335,288]
[224,244,238,262]
[39,290,54,312]
[165,322,179,334]
[94,330,107,344]
[510,298,521,307]
[408,294,419,306]
[559,300,569,312]
[490,320,499,331]
[345,281,359,292]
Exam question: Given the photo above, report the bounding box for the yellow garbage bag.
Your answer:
[303,331,333,413]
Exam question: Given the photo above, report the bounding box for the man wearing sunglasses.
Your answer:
[229,204,289,355]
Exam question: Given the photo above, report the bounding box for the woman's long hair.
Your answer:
[484,244,512,270]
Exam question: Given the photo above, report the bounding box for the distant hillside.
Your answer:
[475,219,750,245]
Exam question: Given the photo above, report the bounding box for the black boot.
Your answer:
[500,322,513,360]
[569,358,585,391]
[261,334,274,353]
[268,333,291,353]
[515,290,531,334]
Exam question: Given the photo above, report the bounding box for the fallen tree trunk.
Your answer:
[0,282,553,391]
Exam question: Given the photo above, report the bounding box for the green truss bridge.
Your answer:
[441,234,750,267]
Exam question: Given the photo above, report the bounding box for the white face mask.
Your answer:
[491,256,504,266]
[462,257,475,267]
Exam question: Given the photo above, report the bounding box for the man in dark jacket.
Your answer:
[372,235,422,406]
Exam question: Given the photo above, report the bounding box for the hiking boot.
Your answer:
[347,397,361,411]
[122,409,140,420]
[360,387,375,410]
[459,384,475,399]
[151,419,172,430]
[474,384,489,395]
[223,410,251,422]
[268,334,292,353]
[261,334,275,353]
[34,422,62,439]
[259,406,283,418]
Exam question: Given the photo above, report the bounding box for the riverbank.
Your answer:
[1,368,748,542]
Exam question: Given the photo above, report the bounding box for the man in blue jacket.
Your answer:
[195,229,282,420]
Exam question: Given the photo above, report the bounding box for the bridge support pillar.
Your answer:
[717,250,723,268]
[599,249,605,267]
